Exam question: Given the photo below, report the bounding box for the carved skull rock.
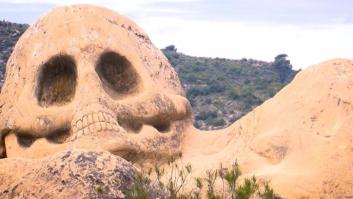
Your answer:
[0,5,192,162]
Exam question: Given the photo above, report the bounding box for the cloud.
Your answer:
[140,16,353,69]
[0,0,352,68]
[0,0,199,23]
[0,2,54,23]
[142,0,353,25]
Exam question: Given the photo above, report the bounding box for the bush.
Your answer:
[208,83,225,93]
[206,117,225,127]
[229,89,240,100]
[129,172,150,199]
[195,111,217,121]
[163,45,177,52]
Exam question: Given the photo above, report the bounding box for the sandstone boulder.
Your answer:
[0,149,137,199]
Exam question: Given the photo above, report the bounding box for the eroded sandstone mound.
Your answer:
[183,59,353,198]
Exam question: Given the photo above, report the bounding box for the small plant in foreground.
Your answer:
[128,159,277,199]
[206,170,221,199]
[95,183,104,194]
[222,161,241,199]
[235,176,259,199]
[260,181,275,199]
[129,172,150,199]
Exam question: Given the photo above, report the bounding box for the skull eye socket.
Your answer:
[95,51,140,97]
[36,54,77,107]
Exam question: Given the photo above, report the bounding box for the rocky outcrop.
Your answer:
[182,59,353,198]
[0,149,137,199]
[0,4,192,162]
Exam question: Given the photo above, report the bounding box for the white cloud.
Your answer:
[0,0,197,19]
[139,17,353,69]
[0,0,197,5]
[0,0,351,69]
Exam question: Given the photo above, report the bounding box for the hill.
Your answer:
[0,22,298,129]
[0,21,28,87]
[182,59,353,198]
[162,45,298,129]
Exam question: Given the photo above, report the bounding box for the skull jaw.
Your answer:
[1,94,193,165]
[3,121,188,164]
[3,132,141,160]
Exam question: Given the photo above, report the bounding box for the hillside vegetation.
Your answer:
[0,21,28,87]
[0,22,298,130]
[162,45,297,129]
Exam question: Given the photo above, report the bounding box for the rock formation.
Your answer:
[0,149,137,198]
[183,59,353,198]
[0,4,192,164]
[0,4,352,198]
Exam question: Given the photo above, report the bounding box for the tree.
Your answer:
[272,54,293,83]
[163,45,177,52]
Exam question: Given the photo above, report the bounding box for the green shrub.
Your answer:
[129,172,150,199]
[95,184,104,194]
[127,160,277,199]
[195,111,217,121]
[235,177,259,199]
[261,182,275,199]
[229,89,240,100]
[206,117,225,127]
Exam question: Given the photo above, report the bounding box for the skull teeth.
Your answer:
[71,111,119,140]
[88,114,93,124]
[82,115,88,127]
[76,120,83,129]
[93,113,99,122]
[98,112,105,122]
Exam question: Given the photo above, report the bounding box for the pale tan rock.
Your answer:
[182,59,353,198]
[0,4,192,164]
[0,149,137,199]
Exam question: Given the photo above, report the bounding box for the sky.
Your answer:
[0,0,352,69]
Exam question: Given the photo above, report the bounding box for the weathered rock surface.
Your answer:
[183,59,353,198]
[0,149,137,199]
[0,4,192,162]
